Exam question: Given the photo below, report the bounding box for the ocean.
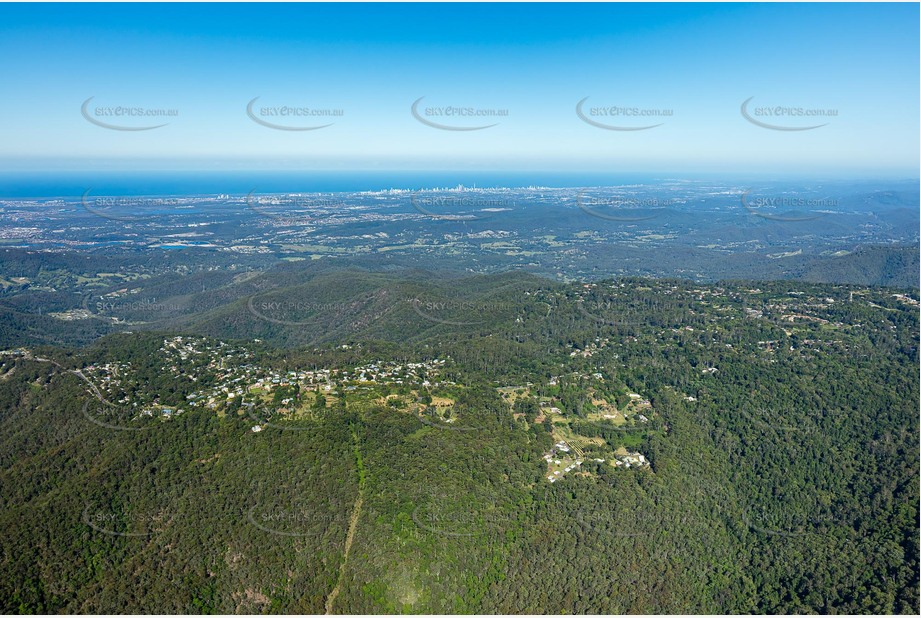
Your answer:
[0,171,671,199]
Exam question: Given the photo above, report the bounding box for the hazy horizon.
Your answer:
[1,2,918,176]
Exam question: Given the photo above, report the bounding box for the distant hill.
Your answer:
[796,245,919,288]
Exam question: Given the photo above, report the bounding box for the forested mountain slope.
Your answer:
[0,274,917,613]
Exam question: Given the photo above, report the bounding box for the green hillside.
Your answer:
[0,274,917,613]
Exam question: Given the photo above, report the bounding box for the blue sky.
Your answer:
[0,2,917,176]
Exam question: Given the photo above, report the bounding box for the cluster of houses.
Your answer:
[337,359,449,387]
[569,337,611,358]
[627,392,651,405]
[892,293,919,306]
[614,452,649,468]
[190,357,452,416]
[242,359,451,393]
[81,362,132,401]
[141,406,181,419]
[87,337,455,425]
[543,441,583,483]
[78,359,186,419]
[541,431,652,481]
[545,458,583,483]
